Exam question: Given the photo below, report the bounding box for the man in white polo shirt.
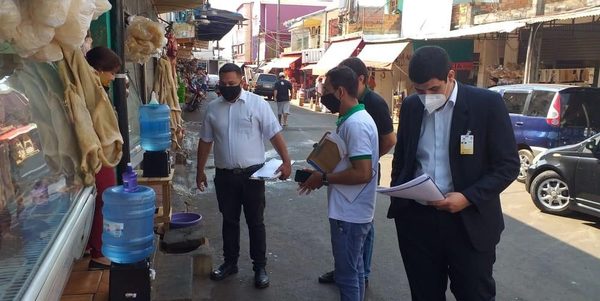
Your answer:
[299,66,379,301]
[196,63,292,289]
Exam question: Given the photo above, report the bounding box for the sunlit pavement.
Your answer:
[167,94,600,300]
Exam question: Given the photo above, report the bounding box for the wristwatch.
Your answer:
[321,172,329,186]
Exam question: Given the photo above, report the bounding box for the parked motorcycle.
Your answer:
[183,82,204,112]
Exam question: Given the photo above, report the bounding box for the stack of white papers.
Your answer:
[250,159,295,180]
[377,174,445,205]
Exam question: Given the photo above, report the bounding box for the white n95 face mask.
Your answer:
[418,94,447,114]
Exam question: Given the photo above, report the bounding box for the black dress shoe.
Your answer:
[253,266,270,289]
[210,263,238,281]
[365,278,369,288]
[318,270,335,284]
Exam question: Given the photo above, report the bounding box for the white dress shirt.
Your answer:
[200,90,282,169]
[415,81,458,195]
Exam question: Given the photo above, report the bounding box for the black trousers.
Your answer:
[394,206,496,301]
[214,168,266,267]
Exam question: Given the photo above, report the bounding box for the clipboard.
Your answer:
[306,132,343,173]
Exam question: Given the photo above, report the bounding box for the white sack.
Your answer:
[54,0,96,49]
[32,0,73,28]
[93,0,112,20]
[31,41,64,62]
[0,0,21,42]
[13,21,56,58]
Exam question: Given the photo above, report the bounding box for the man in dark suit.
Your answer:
[389,46,519,300]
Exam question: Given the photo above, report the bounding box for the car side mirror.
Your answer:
[585,140,595,151]
[586,140,600,159]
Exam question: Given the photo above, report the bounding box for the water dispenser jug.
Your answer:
[102,176,155,264]
[139,92,171,151]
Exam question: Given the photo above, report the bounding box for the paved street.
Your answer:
[173,94,600,301]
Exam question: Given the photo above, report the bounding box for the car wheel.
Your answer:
[529,170,572,215]
[517,149,534,183]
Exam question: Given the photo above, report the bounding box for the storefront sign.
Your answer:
[452,62,474,71]
[173,23,195,39]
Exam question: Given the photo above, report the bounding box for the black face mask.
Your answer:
[220,85,241,101]
[321,93,341,113]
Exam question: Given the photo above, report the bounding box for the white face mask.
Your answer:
[418,93,448,114]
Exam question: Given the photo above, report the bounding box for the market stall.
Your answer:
[0,0,119,300]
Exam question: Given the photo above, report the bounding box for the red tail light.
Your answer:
[546,94,561,127]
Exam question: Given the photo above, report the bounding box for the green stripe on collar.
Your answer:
[336,103,365,127]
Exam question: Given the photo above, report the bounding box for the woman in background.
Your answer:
[84,46,122,270]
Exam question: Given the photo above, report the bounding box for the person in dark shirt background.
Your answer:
[273,72,293,126]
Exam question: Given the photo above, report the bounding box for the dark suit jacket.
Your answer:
[388,82,519,252]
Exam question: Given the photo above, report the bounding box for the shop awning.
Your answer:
[194,9,245,41]
[301,64,316,70]
[407,7,600,41]
[153,0,205,13]
[261,56,301,73]
[526,6,600,24]
[312,38,362,75]
[357,42,409,70]
[269,56,302,69]
[408,20,526,40]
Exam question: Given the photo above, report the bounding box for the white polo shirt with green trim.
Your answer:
[328,104,379,224]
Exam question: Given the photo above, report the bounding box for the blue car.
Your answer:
[489,84,600,182]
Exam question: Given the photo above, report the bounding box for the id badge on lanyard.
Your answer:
[460,130,474,155]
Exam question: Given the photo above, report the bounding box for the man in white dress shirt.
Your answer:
[196,63,292,289]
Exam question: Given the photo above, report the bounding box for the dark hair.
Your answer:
[85,46,121,72]
[408,46,451,84]
[339,57,369,83]
[326,66,358,98]
[219,63,242,77]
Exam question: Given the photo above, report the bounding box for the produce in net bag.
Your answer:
[93,0,112,20]
[127,16,155,41]
[125,16,167,64]
[13,21,56,58]
[0,0,21,42]
[31,41,64,62]
[32,0,73,28]
[55,0,96,49]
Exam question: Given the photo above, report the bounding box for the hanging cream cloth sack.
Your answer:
[153,57,183,147]
[15,62,84,184]
[57,46,123,185]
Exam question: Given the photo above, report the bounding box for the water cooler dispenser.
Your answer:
[102,164,155,300]
[139,92,171,177]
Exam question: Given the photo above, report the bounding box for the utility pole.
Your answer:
[276,0,281,57]
[109,0,129,183]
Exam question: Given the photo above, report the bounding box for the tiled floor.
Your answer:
[61,257,109,301]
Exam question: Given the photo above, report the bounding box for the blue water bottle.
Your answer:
[139,91,171,151]
[102,167,155,264]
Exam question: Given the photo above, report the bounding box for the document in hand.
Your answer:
[376,174,445,205]
[250,159,295,181]
[306,132,344,173]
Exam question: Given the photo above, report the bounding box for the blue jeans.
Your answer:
[330,219,372,301]
[363,225,374,280]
